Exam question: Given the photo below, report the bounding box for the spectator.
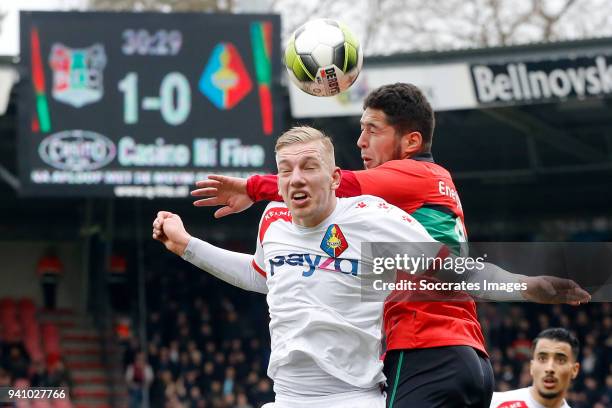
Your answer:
[234,392,253,408]
[29,360,48,387]
[223,367,235,396]
[5,346,30,379]
[46,359,72,390]
[126,351,154,408]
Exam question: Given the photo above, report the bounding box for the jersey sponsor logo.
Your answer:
[320,224,348,258]
[438,180,463,210]
[495,402,528,408]
[268,253,358,277]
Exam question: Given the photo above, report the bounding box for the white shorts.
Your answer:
[263,387,385,408]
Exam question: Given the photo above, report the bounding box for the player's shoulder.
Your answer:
[258,201,292,228]
[490,387,531,408]
[337,195,401,216]
[337,195,423,232]
[261,200,288,213]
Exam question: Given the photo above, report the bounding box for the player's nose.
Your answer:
[289,168,306,186]
[357,130,368,148]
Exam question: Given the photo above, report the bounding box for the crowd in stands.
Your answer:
[121,256,273,408]
[124,250,611,408]
[0,298,73,408]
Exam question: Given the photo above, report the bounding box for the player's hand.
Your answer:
[152,211,191,256]
[191,175,253,218]
[521,276,591,305]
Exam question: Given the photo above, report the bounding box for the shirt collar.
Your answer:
[410,152,435,163]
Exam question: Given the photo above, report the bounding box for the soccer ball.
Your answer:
[284,19,363,97]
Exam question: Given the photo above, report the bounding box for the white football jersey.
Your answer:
[252,196,439,395]
[490,387,571,408]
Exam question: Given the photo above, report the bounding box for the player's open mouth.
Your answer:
[291,192,309,205]
[543,378,557,388]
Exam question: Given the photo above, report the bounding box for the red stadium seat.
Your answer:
[19,298,37,323]
[0,297,16,310]
[0,297,22,342]
[42,323,62,357]
[53,399,73,408]
[14,378,30,388]
[31,400,53,408]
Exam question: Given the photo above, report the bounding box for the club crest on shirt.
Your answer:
[320,224,348,258]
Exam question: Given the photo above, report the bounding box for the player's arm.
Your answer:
[372,205,590,304]
[152,211,267,294]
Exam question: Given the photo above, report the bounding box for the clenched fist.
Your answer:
[152,211,191,256]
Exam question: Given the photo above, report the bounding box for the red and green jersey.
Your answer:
[247,153,487,355]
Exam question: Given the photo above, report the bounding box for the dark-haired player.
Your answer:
[490,328,580,408]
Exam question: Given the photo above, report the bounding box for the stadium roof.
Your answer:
[366,36,612,64]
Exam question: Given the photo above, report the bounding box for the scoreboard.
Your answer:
[19,12,282,198]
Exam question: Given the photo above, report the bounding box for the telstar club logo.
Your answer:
[199,42,252,110]
[49,43,107,108]
[320,224,348,258]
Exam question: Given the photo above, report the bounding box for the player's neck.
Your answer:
[529,386,566,408]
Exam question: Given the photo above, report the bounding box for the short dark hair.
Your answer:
[532,328,580,360]
[363,83,435,152]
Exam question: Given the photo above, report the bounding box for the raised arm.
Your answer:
[371,204,590,305]
[152,211,267,294]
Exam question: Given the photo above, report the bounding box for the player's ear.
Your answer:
[331,166,342,190]
[401,131,422,158]
[571,361,580,379]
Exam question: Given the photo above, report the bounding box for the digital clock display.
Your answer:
[19,12,282,198]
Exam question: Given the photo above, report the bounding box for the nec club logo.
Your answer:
[320,224,348,258]
[199,42,252,110]
[355,201,368,209]
[49,43,107,108]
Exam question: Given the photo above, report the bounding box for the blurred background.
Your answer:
[0,1,610,407]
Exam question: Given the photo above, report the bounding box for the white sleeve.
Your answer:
[462,262,525,301]
[182,237,268,294]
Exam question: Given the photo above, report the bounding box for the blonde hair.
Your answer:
[275,126,335,166]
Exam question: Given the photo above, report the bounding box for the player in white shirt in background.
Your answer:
[490,328,580,408]
[152,126,442,408]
